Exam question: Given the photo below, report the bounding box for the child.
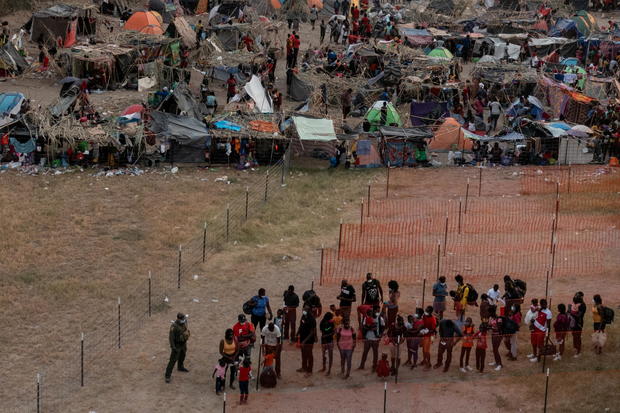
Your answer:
[212,358,227,395]
[376,353,390,378]
[460,317,475,372]
[553,303,570,361]
[238,358,252,405]
[474,323,488,373]
[524,298,540,359]
[330,304,343,331]
[259,351,277,388]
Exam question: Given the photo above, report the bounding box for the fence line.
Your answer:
[13,148,292,412]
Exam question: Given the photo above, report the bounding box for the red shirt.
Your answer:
[422,314,436,337]
[226,77,236,94]
[361,16,370,26]
[474,331,487,349]
[233,322,254,341]
[293,37,301,49]
[239,366,251,381]
[352,8,360,20]
[357,304,373,316]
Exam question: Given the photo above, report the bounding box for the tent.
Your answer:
[0,93,25,128]
[428,117,473,151]
[410,101,449,126]
[150,111,211,163]
[149,0,175,23]
[244,75,273,113]
[0,43,29,76]
[572,11,597,37]
[427,47,454,60]
[124,11,164,35]
[27,4,96,47]
[288,73,313,101]
[549,19,579,38]
[365,101,402,132]
[158,82,206,120]
[353,138,383,168]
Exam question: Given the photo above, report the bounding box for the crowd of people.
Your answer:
[163,273,614,405]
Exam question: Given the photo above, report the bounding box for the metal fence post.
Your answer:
[177,245,182,289]
[478,168,482,196]
[383,381,387,413]
[80,332,84,387]
[226,205,230,243]
[385,162,390,198]
[465,178,470,213]
[117,297,121,349]
[36,373,40,413]
[544,368,550,413]
[245,187,249,221]
[458,199,462,234]
[435,242,441,280]
[223,392,227,413]
[337,219,343,260]
[319,245,325,286]
[367,183,371,217]
[202,222,207,263]
[281,153,286,186]
[421,278,426,309]
[264,171,269,202]
[360,199,364,234]
[443,215,449,257]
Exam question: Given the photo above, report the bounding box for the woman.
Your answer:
[553,304,570,361]
[387,315,405,375]
[569,292,586,357]
[336,318,356,379]
[421,306,437,370]
[592,294,606,355]
[219,328,239,389]
[487,305,504,371]
[404,309,423,368]
[319,312,335,376]
[382,280,400,335]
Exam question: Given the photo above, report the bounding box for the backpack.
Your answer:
[466,283,478,304]
[242,298,257,315]
[500,316,520,335]
[601,306,615,324]
[514,279,527,297]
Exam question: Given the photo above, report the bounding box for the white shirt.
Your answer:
[487,288,501,305]
[534,308,552,332]
[489,101,502,115]
[261,325,281,346]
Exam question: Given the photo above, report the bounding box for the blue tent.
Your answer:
[549,19,579,38]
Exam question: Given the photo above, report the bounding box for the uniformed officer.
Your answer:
[165,312,191,383]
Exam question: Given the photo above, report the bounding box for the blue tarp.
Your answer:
[0,93,24,115]
[213,120,242,131]
[549,19,579,38]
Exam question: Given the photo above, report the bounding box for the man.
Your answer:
[195,20,204,46]
[283,285,300,342]
[530,298,552,363]
[420,306,437,370]
[336,279,356,323]
[487,284,501,306]
[165,313,190,383]
[292,33,301,67]
[205,91,218,115]
[297,305,317,376]
[226,74,236,103]
[251,288,273,329]
[432,276,449,320]
[454,274,469,323]
[341,88,353,119]
[361,272,383,306]
[320,20,327,44]
[380,102,388,126]
[358,306,384,371]
[488,97,502,132]
[342,0,350,18]
[334,0,341,14]
[434,318,462,372]
[233,314,256,359]
[310,5,318,30]
[261,322,282,378]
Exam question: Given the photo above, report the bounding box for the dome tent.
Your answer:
[364,101,402,132]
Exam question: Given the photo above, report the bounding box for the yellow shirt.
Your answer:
[333,315,343,331]
[592,307,602,323]
[457,285,469,305]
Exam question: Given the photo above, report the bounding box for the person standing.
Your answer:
[213,359,227,395]
[360,273,383,326]
[226,74,237,103]
[319,312,335,376]
[382,280,400,334]
[434,318,463,372]
[310,5,318,30]
[432,276,449,320]
[238,358,252,405]
[320,20,327,44]
[334,0,341,14]
[592,294,607,355]
[297,305,317,376]
[488,98,502,132]
[459,317,475,372]
[569,292,586,357]
[503,304,521,361]
[474,323,488,373]
[337,279,356,323]
[219,329,239,389]
[336,318,357,378]
[251,288,273,330]
[283,285,299,343]
[292,33,301,68]
[553,304,570,361]
[261,322,282,378]
[165,313,190,383]
[454,275,469,323]
[358,306,384,371]
[341,88,353,119]
[529,299,552,363]
[233,314,256,359]
[487,284,501,306]
[421,306,437,370]
[404,308,424,369]
[488,306,504,371]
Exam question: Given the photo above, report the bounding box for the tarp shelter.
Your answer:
[124,11,164,35]
[293,116,336,141]
[211,24,246,51]
[427,0,454,15]
[158,82,206,120]
[288,73,313,101]
[353,138,382,168]
[549,19,579,38]
[427,47,454,60]
[150,111,211,163]
[244,75,273,113]
[400,28,433,47]
[28,4,96,47]
[572,11,597,37]
[365,101,402,132]
[0,93,25,128]
[0,43,29,76]
[410,101,449,126]
[429,117,473,151]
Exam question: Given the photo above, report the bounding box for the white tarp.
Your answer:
[293,116,337,141]
[528,37,569,47]
[138,76,156,92]
[244,75,272,113]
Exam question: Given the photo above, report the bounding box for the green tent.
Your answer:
[427,47,453,59]
[365,100,402,132]
[564,65,587,90]
[572,11,597,37]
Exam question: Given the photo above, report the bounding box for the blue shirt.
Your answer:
[252,296,269,316]
[432,282,448,303]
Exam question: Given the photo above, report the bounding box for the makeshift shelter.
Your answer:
[124,11,164,35]
[157,82,206,120]
[0,43,29,76]
[288,73,313,101]
[352,138,382,168]
[429,117,473,151]
[0,93,25,129]
[165,17,197,49]
[549,19,579,38]
[150,111,211,163]
[27,4,96,47]
[364,101,402,132]
[427,0,454,15]
[427,47,454,60]
[209,24,248,51]
[289,116,337,159]
[410,101,449,126]
[244,75,273,113]
[379,126,433,166]
[400,27,433,47]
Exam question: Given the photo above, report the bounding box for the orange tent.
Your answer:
[429,117,473,151]
[124,11,164,35]
[270,0,282,8]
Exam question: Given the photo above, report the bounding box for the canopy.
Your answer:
[365,101,402,132]
[293,116,336,141]
[427,47,453,60]
[124,11,164,35]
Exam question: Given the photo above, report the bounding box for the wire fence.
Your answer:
[12,148,292,413]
